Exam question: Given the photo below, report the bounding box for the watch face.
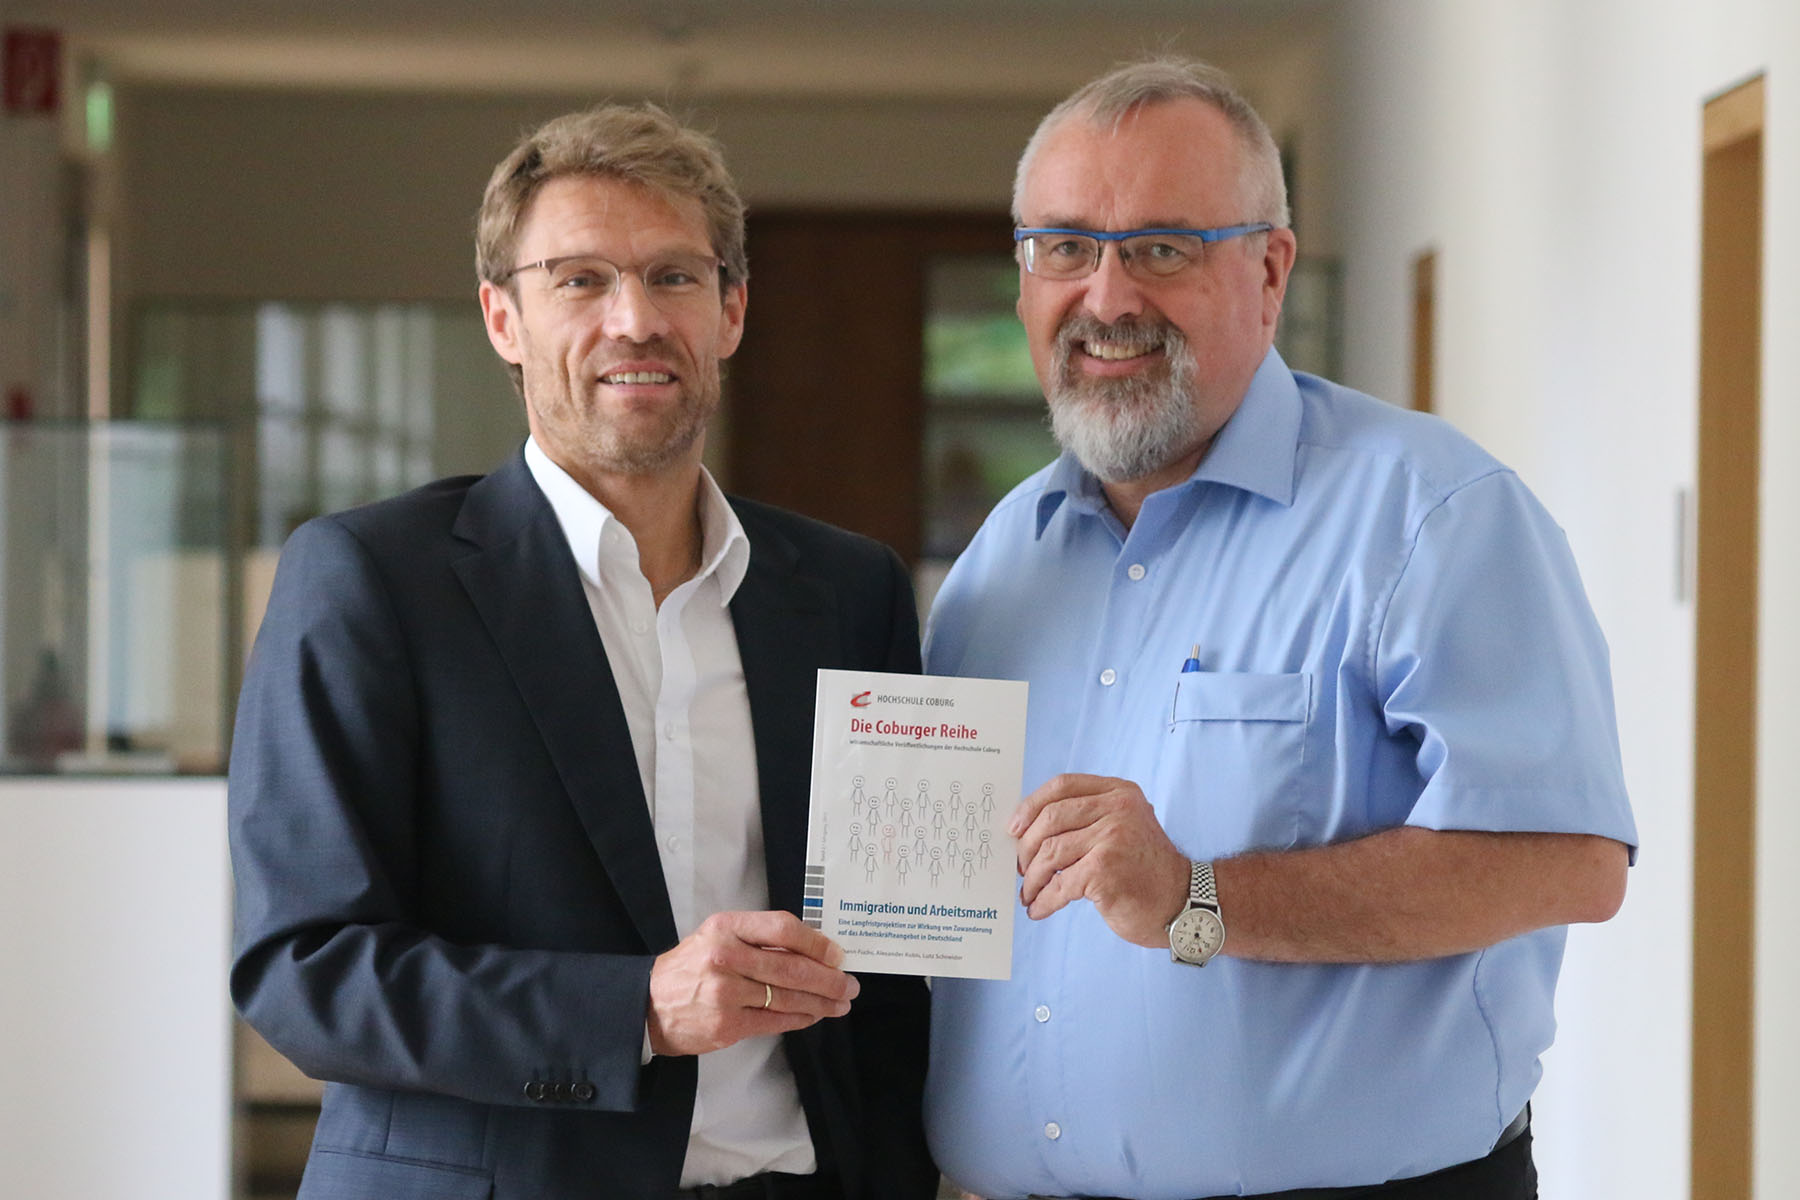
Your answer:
[1170,908,1225,965]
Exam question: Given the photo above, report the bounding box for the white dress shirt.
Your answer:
[525,438,816,1187]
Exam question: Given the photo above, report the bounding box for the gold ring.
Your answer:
[762,983,774,1009]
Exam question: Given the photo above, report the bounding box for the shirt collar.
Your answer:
[523,436,750,604]
[1034,347,1301,538]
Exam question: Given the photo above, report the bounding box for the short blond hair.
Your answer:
[1015,56,1290,229]
[475,103,748,289]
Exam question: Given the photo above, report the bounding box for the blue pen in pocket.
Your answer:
[1173,644,1201,723]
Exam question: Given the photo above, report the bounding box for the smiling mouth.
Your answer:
[1080,338,1163,362]
[600,370,676,385]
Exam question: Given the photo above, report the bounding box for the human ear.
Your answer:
[1260,228,1298,329]
[479,281,525,366]
[715,281,749,360]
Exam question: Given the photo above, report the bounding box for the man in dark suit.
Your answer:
[228,103,936,1200]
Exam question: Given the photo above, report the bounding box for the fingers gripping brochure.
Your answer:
[803,669,1027,979]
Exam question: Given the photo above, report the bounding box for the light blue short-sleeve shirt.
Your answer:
[922,350,1637,1199]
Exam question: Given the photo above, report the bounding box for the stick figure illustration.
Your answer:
[864,843,879,883]
[912,829,926,864]
[899,802,913,835]
[847,821,862,855]
[965,808,977,836]
[896,846,911,883]
[882,776,899,821]
[981,782,995,821]
[881,823,897,862]
[978,829,993,867]
[929,846,943,886]
[848,774,866,808]
[961,848,975,886]
[932,800,946,833]
[949,780,963,823]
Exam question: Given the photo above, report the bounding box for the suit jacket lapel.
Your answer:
[451,455,679,952]
[729,509,840,917]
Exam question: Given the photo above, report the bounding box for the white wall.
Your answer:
[1327,1,1798,1196]
[0,777,232,1199]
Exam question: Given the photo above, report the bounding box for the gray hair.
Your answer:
[1013,56,1290,229]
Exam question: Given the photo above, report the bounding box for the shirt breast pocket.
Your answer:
[1157,670,1313,855]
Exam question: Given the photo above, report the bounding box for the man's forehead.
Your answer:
[516,174,710,251]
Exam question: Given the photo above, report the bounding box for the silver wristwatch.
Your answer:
[1167,859,1225,966]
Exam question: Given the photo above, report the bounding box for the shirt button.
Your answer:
[1127,563,1146,581]
[1034,1005,1051,1023]
[665,834,681,852]
[633,620,649,635]
[1044,1121,1062,1141]
[1099,668,1116,686]
[663,722,677,740]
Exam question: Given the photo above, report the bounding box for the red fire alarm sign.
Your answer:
[4,27,62,115]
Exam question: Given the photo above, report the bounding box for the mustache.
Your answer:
[1052,314,1184,363]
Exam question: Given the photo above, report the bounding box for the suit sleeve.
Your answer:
[844,545,939,1198]
[228,515,653,1111]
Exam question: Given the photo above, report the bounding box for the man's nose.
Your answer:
[1080,246,1147,325]
[601,273,675,342]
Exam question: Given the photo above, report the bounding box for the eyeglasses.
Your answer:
[498,252,724,311]
[1013,223,1274,280]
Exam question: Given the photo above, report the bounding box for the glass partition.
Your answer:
[132,300,519,549]
[1,422,230,773]
[77,299,527,783]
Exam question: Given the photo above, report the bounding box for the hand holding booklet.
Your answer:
[803,669,1028,980]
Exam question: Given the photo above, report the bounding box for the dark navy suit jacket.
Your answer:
[229,453,935,1199]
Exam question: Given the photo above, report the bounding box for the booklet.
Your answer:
[803,669,1027,979]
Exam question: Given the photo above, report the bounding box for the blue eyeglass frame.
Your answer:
[1012,223,1275,246]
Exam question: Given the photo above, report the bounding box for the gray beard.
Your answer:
[1046,316,1203,484]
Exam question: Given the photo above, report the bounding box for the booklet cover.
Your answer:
[803,669,1027,979]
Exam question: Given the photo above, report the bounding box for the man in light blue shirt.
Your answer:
[923,58,1637,1200]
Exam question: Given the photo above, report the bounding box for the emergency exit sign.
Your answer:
[4,28,62,115]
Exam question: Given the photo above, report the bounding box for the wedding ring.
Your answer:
[762,983,774,1009]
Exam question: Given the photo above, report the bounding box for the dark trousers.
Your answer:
[1221,1128,1537,1200]
[1352,1129,1536,1199]
[1049,1125,1537,1200]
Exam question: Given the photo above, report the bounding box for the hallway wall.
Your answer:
[1326,2,1799,1195]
